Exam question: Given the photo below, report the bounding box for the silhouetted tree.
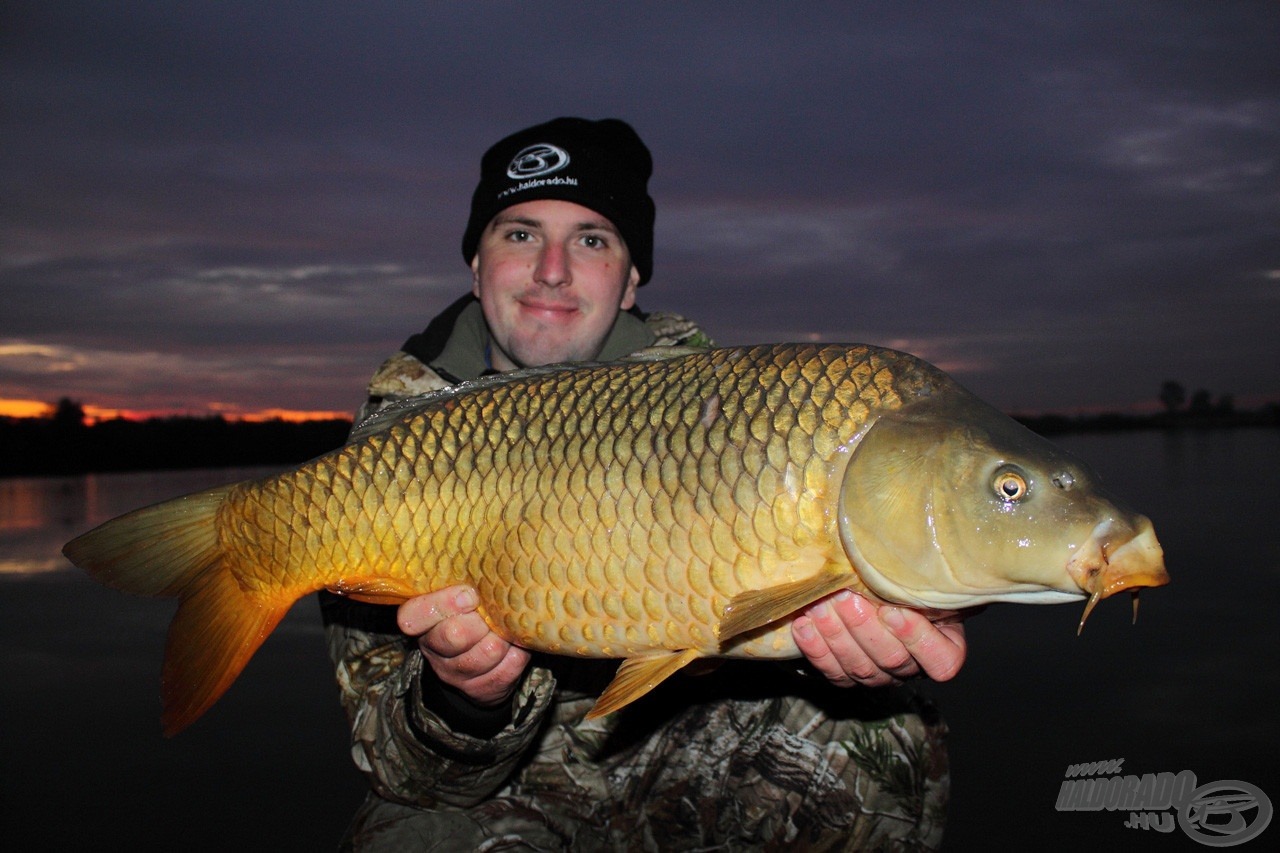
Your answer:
[47,397,89,472]
[1188,389,1213,415]
[1158,381,1186,414]
[52,397,86,428]
[1215,394,1235,415]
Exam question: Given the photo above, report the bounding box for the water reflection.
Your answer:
[0,467,275,575]
[0,476,88,532]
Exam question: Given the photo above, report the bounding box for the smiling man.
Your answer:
[322,117,966,851]
[471,199,640,372]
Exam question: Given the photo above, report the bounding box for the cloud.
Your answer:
[2,1,1277,416]
[0,336,370,415]
[0,342,78,368]
[1094,98,1280,195]
[660,203,907,276]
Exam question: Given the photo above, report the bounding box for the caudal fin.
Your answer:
[63,485,293,736]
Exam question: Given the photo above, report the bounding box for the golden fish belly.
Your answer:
[223,344,925,659]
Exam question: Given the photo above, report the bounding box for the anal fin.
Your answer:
[586,649,702,719]
[325,577,420,605]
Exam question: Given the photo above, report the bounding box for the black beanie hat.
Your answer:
[461,117,655,285]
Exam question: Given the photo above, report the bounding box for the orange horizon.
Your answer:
[5,394,1273,425]
[0,398,351,424]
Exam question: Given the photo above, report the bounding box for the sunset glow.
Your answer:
[0,398,349,425]
[232,408,353,423]
[0,399,52,419]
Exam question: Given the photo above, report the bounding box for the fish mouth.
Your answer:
[1066,518,1169,634]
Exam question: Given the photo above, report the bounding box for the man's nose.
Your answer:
[533,241,569,287]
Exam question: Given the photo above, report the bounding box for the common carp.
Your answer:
[62,343,1168,735]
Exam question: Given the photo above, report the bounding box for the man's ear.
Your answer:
[620,265,640,310]
[470,255,482,297]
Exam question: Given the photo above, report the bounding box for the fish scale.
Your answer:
[277,347,857,653]
[62,342,1168,734]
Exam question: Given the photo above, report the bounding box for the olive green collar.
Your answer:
[434,301,655,381]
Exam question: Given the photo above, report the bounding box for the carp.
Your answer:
[62,343,1169,735]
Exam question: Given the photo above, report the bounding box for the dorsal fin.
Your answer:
[347,371,549,441]
[349,348,700,442]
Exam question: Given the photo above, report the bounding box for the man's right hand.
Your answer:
[397,585,531,708]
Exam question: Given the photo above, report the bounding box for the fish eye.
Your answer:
[993,467,1029,502]
[1051,471,1075,491]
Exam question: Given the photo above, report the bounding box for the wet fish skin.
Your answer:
[226,343,905,657]
[61,343,1168,734]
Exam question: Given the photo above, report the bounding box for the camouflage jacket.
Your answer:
[322,297,949,851]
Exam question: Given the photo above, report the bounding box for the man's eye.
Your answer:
[506,230,533,242]
[581,234,608,249]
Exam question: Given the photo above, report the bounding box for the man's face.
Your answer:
[471,199,640,372]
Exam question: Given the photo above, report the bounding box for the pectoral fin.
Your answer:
[718,568,854,643]
[586,649,702,719]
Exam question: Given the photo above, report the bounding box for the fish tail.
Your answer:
[63,484,293,736]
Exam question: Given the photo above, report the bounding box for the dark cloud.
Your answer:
[2,1,1277,415]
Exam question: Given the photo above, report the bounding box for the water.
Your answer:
[1,431,1276,850]
[0,467,367,850]
[927,428,1280,850]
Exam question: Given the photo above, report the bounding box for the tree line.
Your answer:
[2,386,1276,479]
[1156,380,1237,416]
[1017,379,1276,435]
[0,399,351,477]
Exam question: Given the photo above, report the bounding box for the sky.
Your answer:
[2,1,1278,421]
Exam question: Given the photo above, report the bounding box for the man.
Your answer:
[323,117,968,850]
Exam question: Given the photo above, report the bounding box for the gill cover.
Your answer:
[836,383,1167,612]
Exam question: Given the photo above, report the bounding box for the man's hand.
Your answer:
[397,585,531,707]
[791,590,970,687]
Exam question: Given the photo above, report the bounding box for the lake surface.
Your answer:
[2,430,1277,851]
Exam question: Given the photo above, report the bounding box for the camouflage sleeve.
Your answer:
[643,311,715,349]
[352,350,458,426]
[322,595,557,808]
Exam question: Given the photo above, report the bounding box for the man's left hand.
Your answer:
[791,590,970,687]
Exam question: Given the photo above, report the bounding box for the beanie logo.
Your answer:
[507,143,571,179]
